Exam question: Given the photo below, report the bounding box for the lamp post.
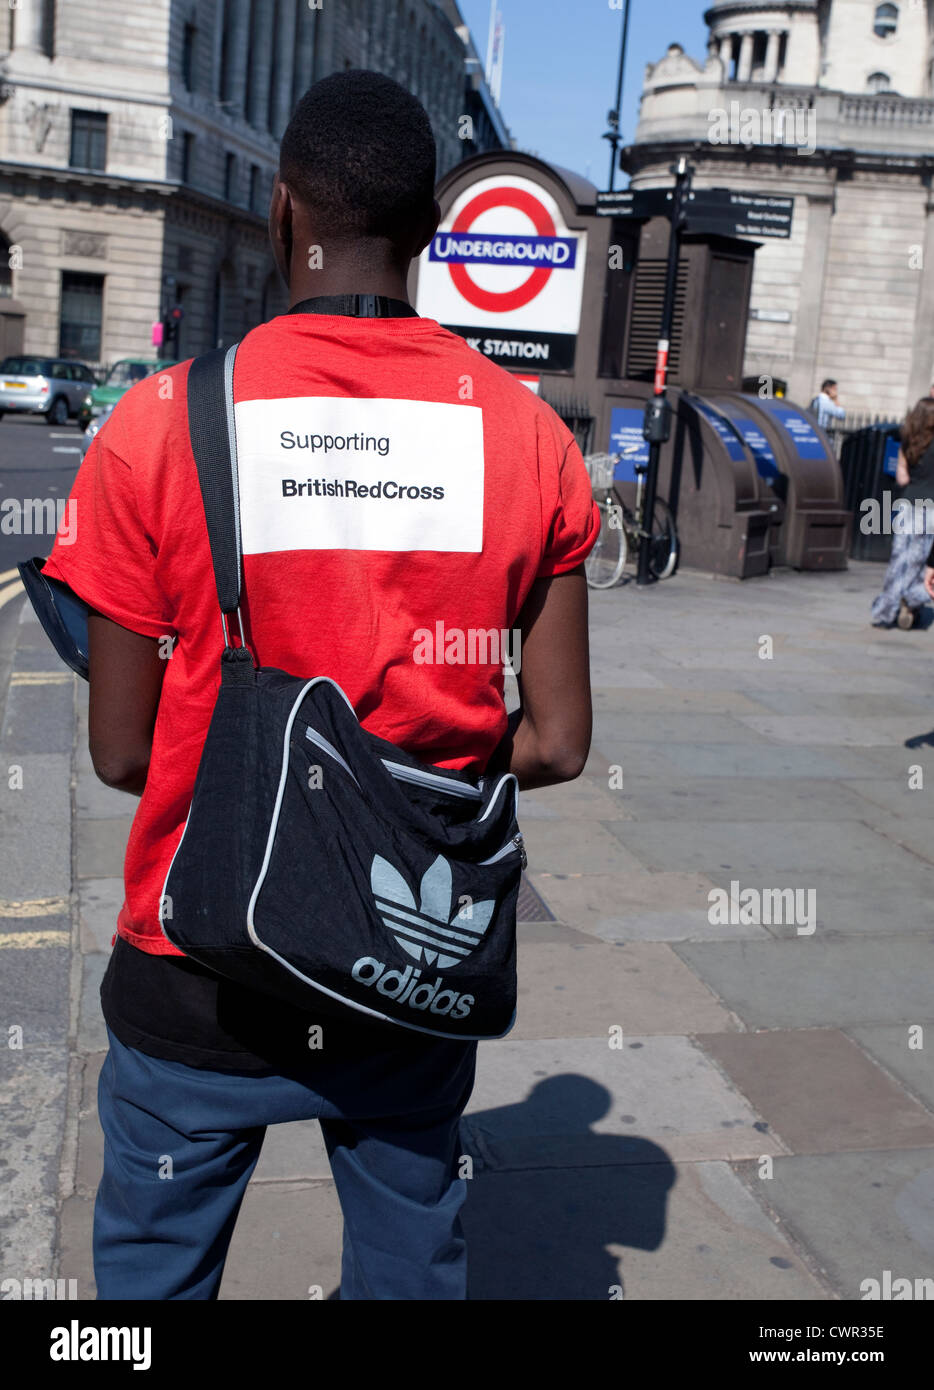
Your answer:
[602,0,633,192]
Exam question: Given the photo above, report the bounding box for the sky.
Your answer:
[456,0,710,188]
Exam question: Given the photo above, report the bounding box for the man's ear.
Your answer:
[268,178,294,286]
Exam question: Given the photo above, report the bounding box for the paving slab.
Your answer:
[606,740,866,780]
[638,665,915,694]
[744,690,934,719]
[250,1119,333,1182]
[463,1034,782,1166]
[698,1029,934,1155]
[518,776,630,822]
[461,1159,827,1300]
[619,774,879,823]
[512,939,738,1039]
[736,713,932,747]
[75,816,133,879]
[608,817,923,877]
[592,687,766,715]
[846,1026,934,1114]
[530,871,769,943]
[522,819,643,875]
[733,1150,934,1301]
[74,1052,105,1201]
[675,938,934,1029]
[218,1181,343,1300]
[845,778,934,818]
[78,878,123,954]
[77,953,108,1053]
[593,712,768,745]
[75,770,137,820]
[862,812,934,867]
[703,866,934,937]
[56,1196,97,1300]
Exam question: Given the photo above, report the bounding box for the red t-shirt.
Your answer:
[43,312,598,955]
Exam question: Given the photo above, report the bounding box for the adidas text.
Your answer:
[351,957,474,1018]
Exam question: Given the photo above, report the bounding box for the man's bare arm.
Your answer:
[87,612,167,795]
[487,566,592,790]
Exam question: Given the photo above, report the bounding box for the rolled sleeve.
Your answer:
[41,432,174,640]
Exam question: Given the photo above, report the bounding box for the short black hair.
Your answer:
[279,70,436,247]
[821,379,837,391]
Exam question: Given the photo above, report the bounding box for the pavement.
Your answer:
[3,559,934,1301]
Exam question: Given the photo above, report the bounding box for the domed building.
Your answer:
[623,1,934,418]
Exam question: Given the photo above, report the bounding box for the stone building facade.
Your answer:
[0,0,510,368]
[624,0,934,418]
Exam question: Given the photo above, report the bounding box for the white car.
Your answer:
[82,402,115,454]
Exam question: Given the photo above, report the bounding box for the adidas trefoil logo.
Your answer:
[370,853,494,969]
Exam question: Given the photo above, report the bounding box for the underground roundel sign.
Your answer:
[415,174,587,373]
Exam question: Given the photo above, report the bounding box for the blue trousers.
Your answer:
[93,1025,477,1300]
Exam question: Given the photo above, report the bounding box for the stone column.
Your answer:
[271,0,297,138]
[224,0,252,116]
[788,190,834,404]
[247,0,274,130]
[292,1,315,109]
[764,30,782,83]
[908,189,934,403]
[718,35,731,74]
[737,32,754,83]
[13,0,44,51]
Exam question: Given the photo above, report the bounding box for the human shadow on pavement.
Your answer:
[460,1074,676,1300]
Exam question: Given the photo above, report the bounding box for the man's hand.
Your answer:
[925,567,934,602]
[87,612,167,795]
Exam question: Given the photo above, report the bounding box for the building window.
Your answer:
[225,153,236,202]
[69,111,107,172]
[867,71,892,93]
[182,22,196,90]
[181,131,194,183]
[249,163,260,213]
[873,4,898,39]
[59,272,103,361]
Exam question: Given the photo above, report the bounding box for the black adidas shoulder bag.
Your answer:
[161,340,524,1040]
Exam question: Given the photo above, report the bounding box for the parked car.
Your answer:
[78,358,175,431]
[0,356,98,426]
[81,401,115,455]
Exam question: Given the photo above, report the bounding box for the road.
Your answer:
[0,412,86,669]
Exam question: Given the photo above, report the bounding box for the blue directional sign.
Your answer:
[608,408,650,481]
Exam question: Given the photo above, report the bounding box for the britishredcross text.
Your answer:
[282,478,445,500]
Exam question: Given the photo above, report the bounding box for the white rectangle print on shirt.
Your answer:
[235,396,484,555]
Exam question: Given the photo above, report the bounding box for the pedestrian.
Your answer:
[38,70,598,1301]
[871,397,934,629]
[809,378,846,430]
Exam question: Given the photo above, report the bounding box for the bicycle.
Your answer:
[583,449,679,590]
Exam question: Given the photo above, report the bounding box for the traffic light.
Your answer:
[163,304,184,351]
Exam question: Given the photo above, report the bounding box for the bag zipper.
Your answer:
[379,757,484,801]
[480,832,527,868]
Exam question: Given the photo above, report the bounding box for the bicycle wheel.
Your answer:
[585,494,628,589]
[647,497,678,580]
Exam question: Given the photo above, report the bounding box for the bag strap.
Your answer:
[187,342,245,646]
